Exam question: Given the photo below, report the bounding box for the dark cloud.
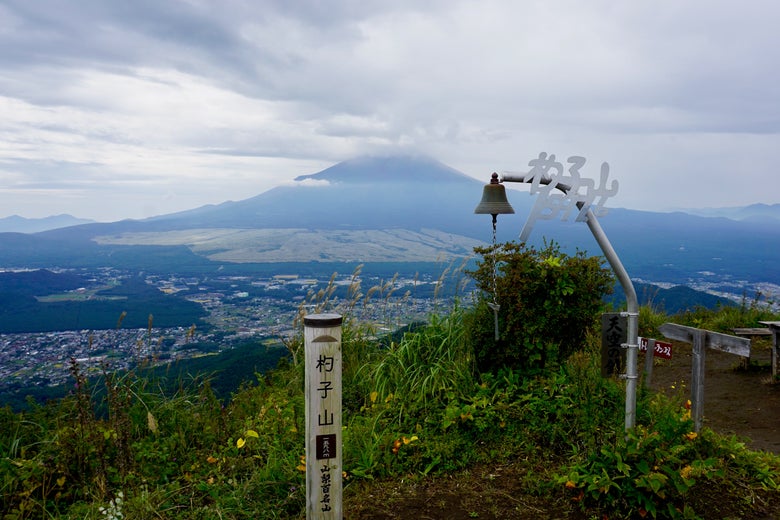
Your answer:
[0,0,779,220]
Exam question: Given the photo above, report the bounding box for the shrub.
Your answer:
[467,241,614,374]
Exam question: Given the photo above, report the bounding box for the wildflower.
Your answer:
[392,439,402,454]
[683,431,698,441]
[207,456,218,464]
[565,480,577,489]
[680,465,693,479]
[297,455,306,472]
[370,391,378,403]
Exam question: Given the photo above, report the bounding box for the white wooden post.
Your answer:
[758,321,780,379]
[304,313,343,520]
[690,329,706,431]
[643,338,656,388]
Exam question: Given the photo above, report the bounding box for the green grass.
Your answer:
[1,260,779,519]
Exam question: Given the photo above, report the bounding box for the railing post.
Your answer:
[691,329,706,432]
[304,313,343,520]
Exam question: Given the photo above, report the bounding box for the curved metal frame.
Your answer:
[500,172,639,430]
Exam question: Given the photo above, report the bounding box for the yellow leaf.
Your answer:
[370,391,378,403]
[236,438,246,448]
[147,412,158,434]
[207,456,218,464]
[296,464,306,472]
[56,476,66,487]
[245,429,259,438]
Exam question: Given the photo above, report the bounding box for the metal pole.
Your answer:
[500,173,639,430]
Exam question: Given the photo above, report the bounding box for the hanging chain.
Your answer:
[488,214,500,340]
[491,215,499,306]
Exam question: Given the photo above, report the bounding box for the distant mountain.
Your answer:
[137,154,502,234]
[0,214,94,233]
[30,154,514,263]
[678,203,780,223]
[1,154,778,293]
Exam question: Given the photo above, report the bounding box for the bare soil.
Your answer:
[344,337,780,519]
[648,335,780,453]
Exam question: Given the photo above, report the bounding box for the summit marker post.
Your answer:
[304,313,343,519]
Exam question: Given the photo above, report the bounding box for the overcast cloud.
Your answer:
[1,0,778,221]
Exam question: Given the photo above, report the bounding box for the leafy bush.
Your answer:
[467,241,614,374]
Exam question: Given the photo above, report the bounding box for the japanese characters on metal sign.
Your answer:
[639,337,673,360]
[519,152,619,242]
[304,314,343,519]
[601,313,627,377]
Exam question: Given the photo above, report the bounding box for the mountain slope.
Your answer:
[0,214,94,233]
[4,154,778,289]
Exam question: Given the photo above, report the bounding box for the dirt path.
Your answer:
[647,334,780,453]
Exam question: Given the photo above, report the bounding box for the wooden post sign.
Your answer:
[659,323,750,432]
[304,313,343,520]
[601,313,627,377]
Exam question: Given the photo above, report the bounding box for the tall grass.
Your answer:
[1,271,779,518]
[364,306,474,408]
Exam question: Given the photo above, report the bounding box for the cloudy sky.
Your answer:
[1,0,778,221]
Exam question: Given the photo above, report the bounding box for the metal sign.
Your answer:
[519,152,619,242]
[639,337,673,360]
[601,313,627,377]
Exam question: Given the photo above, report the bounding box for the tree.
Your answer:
[466,241,614,374]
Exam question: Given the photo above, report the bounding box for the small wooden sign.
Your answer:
[316,434,336,460]
[639,337,673,360]
[601,313,627,377]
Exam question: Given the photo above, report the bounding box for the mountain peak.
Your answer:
[294,154,478,185]
[0,214,95,233]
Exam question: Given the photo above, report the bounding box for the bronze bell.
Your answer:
[474,173,515,215]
